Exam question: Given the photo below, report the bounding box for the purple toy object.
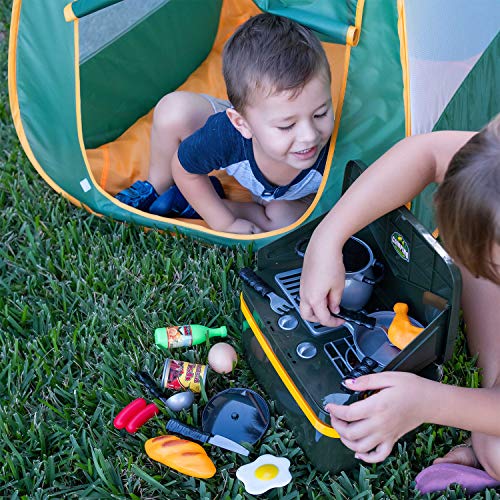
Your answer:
[415,463,500,494]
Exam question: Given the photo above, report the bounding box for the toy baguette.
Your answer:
[145,435,216,478]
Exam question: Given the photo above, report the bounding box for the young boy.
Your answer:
[300,116,500,490]
[116,14,334,234]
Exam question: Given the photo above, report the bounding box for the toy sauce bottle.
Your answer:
[155,324,227,350]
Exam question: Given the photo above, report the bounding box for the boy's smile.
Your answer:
[292,145,319,161]
[227,73,334,186]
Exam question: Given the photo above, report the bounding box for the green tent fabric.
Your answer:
[9,0,499,247]
[69,0,126,19]
[254,0,359,44]
[411,32,500,231]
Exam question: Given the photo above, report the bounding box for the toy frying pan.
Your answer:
[202,388,270,445]
[352,311,423,367]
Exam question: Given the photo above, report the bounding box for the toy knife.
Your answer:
[135,371,170,406]
[166,419,249,456]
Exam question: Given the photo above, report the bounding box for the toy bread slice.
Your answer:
[145,435,216,478]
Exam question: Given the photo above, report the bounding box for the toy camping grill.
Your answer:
[240,161,462,473]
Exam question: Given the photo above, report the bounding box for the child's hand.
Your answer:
[325,372,430,463]
[224,218,263,234]
[300,234,346,327]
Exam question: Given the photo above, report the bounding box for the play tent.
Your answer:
[8,0,499,248]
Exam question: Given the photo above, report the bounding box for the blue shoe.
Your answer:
[149,176,225,218]
[115,180,159,211]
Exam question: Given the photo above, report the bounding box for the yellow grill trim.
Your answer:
[240,294,340,438]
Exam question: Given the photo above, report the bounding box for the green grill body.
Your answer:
[241,161,461,472]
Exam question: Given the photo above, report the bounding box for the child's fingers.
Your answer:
[328,412,385,455]
[312,299,343,327]
[299,301,316,323]
[326,401,369,423]
[300,298,329,326]
[328,414,376,445]
[340,434,383,455]
[325,403,342,418]
[251,223,263,234]
[327,290,344,318]
[354,441,393,463]
[327,410,350,433]
[342,372,399,392]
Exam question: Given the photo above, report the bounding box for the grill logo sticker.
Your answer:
[391,232,410,262]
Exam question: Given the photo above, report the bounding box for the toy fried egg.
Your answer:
[236,454,292,495]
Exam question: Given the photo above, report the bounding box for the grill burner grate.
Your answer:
[275,268,338,336]
[324,338,361,377]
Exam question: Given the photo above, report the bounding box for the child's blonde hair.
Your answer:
[435,115,500,283]
[222,13,331,113]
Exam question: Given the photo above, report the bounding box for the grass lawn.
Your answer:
[0,2,497,498]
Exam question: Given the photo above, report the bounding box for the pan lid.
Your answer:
[201,387,270,445]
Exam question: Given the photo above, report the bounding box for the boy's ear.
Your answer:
[226,108,253,139]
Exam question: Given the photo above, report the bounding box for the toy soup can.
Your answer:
[162,358,208,393]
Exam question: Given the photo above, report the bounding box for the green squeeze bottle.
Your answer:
[155,324,228,350]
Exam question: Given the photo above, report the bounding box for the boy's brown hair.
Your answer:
[435,115,500,283]
[222,13,331,112]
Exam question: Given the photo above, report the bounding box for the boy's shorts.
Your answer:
[199,94,232,114]
[252,193,316,207]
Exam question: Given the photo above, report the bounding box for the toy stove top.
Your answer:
[275,267,340,336]
[241,160,459,440]
[242,227,396,412]
[273,265,404,366]
[241,213,458,418]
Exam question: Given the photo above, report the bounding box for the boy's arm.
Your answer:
[172,153,262,234]
[326,372,500,463]
[300,131,475,326]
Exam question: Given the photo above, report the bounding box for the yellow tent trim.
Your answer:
[8,0,83,209]
[73,0,364,240]
[397,0,412,138]
[64,3,76,22]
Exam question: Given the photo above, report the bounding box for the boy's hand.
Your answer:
[300,230,346,327]
[223,218,263,234]
[325,372,430,463]
[172,155,263,234]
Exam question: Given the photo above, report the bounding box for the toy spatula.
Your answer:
[239,267,292,314]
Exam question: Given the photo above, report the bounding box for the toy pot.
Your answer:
[296,236,384,311]
[341,236,384,310]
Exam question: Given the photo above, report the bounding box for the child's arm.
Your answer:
[325,372,500,463]
[300,131,475,326]
[172,154,262,234]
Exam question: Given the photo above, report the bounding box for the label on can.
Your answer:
[162,359,208,393]
[167,325,192,348]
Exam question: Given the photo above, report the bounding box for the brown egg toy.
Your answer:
[207,342,238,374]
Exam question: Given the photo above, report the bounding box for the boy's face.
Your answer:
[228,73,334,176]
